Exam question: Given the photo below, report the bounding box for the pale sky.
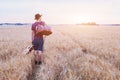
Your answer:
[0,0,120,24]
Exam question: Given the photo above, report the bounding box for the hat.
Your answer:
[34,13,42,20]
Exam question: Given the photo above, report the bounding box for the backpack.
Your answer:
[35,24,52,36]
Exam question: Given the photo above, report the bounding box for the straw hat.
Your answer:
[34,13,42,20]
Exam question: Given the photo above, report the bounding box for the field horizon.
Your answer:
[0,22,120,26]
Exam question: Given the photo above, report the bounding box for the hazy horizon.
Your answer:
[0,0,120,24]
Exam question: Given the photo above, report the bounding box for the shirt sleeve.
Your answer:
[31,24,35,31]
[41,21,46,26]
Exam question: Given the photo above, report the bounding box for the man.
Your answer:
[31,13,45,65]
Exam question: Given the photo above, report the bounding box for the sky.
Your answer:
[0,0,120,24]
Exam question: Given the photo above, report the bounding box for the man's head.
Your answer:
[34,13,42,20]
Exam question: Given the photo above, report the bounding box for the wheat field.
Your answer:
[0,25,120,80]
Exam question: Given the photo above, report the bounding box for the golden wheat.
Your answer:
[0,25,120,80]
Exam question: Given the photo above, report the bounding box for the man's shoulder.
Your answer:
[40,21,46,26]
[32,22,35,27]
[32,21,46,26]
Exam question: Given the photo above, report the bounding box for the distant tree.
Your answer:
[81,22,97,25]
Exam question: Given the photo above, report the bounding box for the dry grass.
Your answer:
[0,27,34,80]
[0,25,120,80]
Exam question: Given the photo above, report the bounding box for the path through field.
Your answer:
[31,65,41,80]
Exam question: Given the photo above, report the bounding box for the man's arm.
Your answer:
[32,31,35,41]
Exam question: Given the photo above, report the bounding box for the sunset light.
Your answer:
[0,0,120,80]
[0,0,120,24]
[72,16,95,24]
